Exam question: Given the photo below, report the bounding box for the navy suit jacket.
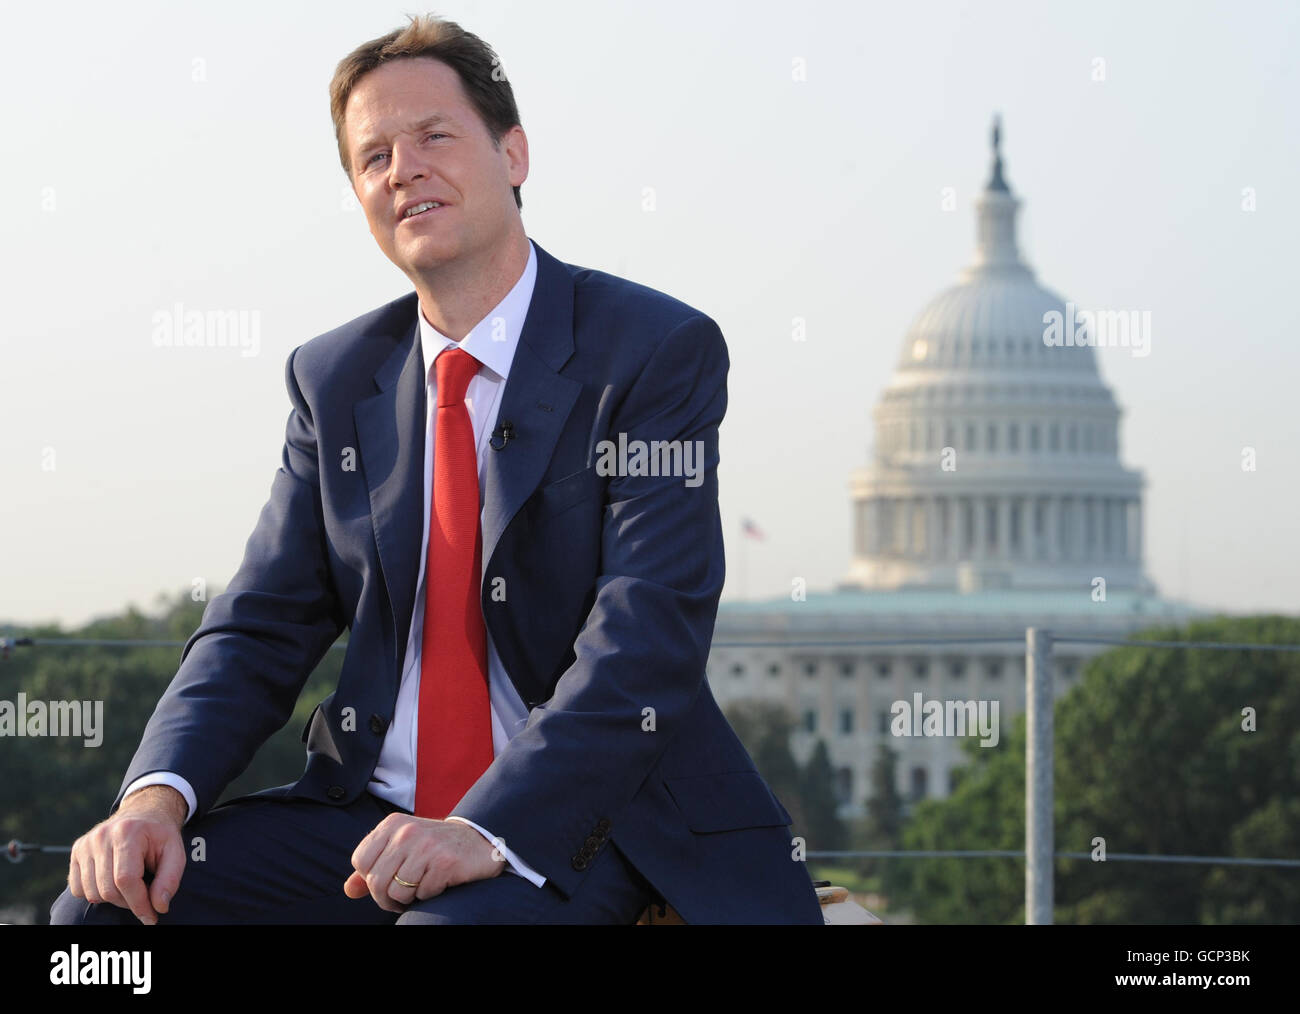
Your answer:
[114,238,823,924]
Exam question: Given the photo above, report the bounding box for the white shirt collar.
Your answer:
[417,238,538,386]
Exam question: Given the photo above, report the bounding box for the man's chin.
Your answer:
[396,243,461,276]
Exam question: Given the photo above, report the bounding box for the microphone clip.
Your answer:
[489,420,515,451]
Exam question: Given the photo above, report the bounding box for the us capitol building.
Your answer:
[707,121,1198,816]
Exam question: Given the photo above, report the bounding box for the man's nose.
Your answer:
[387,137,428,189]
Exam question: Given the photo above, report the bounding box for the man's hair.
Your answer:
[329,14,524,210]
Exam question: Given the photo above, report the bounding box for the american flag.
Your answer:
[741,517,766,541]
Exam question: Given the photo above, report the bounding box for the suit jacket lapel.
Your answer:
[354,313,426,677]
[480,241,583,577]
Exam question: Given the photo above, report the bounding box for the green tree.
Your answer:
[724,699,804,829]
[799,738,847,852]
[0,590,342,919]
[724,700,848,851]
[886,615,1300,924]
[865,742,903,847]
[858,742,904,880]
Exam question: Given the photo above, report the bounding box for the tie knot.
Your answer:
[434,347,480,407]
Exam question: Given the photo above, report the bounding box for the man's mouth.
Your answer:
[401,201,444,221]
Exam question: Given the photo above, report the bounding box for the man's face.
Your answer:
[344,57,527,278]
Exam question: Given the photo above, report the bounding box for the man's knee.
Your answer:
[396,874,547,925]
[49,886,132,926]
[49,886,84,925]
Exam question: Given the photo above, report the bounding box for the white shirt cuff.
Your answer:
[446,815,547,887]
[122,772,197,824]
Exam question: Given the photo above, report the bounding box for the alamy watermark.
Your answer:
[0,693,103,747]
[890,692,1000,747]
[594,433,705,487]
[1043,302,1151,358]
[151,302,261,358]
[49,946,150,993]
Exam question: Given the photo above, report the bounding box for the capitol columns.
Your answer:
[1045,494,1060,563]
[925,496,937,561]
[1092,497,1103,561]
[998,496,1013,561]
[1072,497,1085,563]
[1017,497,1025,560]
[1105,497,1118,561]
[1101,497,1110,561]
[1132,498,1143,564]
[1078,498,1087,562]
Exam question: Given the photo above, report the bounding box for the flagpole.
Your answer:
[737,518,748,601]
[736,518,768,600]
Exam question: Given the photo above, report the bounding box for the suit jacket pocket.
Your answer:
[663,770,794,833]
[532,466,602,520]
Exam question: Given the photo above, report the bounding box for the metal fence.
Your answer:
[5,627,1300,923]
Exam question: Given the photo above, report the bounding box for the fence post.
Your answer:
[1025,626,1054,925]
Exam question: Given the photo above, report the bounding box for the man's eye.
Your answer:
[365,135,441,167]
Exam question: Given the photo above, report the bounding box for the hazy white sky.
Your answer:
[2,0,1297,627]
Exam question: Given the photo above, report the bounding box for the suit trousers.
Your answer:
[48,791,657,925]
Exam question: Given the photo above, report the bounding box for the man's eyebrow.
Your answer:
[354,114,457,156]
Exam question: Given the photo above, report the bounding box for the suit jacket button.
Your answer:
[369,714,387,735]
[327,786,346,800]
[571,855,590,872]
[596,818,611,831]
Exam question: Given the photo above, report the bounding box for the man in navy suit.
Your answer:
[50,14,822,925]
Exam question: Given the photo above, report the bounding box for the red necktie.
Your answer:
[414,346,493,819]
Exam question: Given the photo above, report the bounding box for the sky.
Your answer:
[2,0,1298,628]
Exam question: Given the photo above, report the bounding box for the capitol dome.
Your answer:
[842,119,1151,594]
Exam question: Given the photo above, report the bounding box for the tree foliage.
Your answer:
[724,699,846,852]
[0,591,341,918]
[800,739,848,852]
[886,615,1300,924]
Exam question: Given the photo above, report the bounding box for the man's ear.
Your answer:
[504,125,529,189]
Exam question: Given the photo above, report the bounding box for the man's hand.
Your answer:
[67,784,188,925]
[344,813,506,913]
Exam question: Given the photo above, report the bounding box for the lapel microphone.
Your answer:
[489,420,515,451]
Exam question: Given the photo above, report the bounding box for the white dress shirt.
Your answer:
[125,238,546,887]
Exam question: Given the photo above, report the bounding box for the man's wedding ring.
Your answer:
[392,874,419,889]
